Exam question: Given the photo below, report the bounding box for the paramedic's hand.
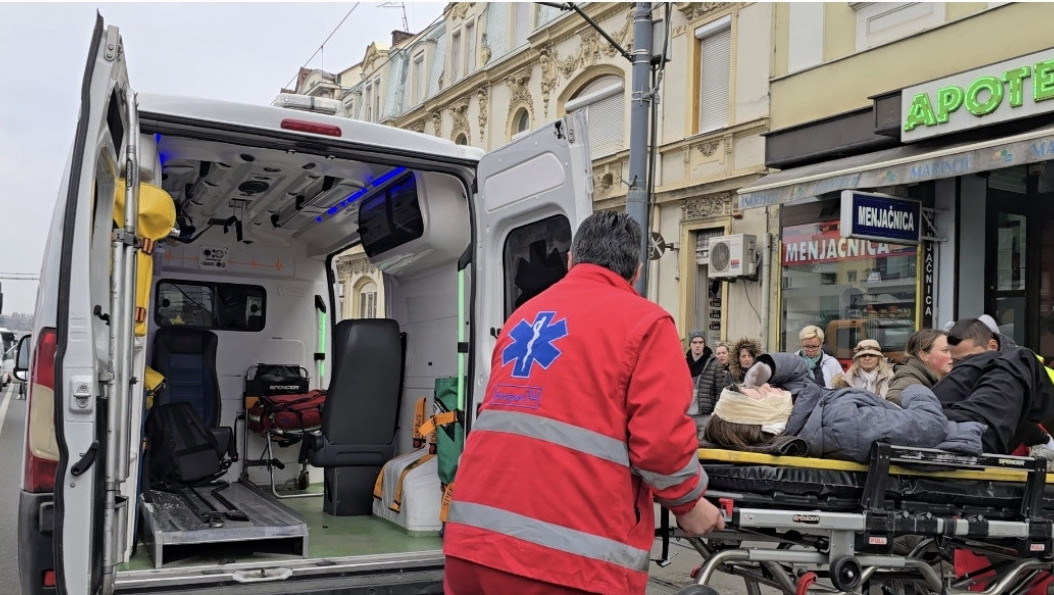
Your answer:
[675,498,725,536]
[742,362,773,388]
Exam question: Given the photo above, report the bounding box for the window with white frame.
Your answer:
[372,76,381,122]
[358,280,377,319]
[451,30,462,82]
[364,83,373,122]
[696,16,731,133]
[565,75,625,158]
[513,3,532,47]
[412,52,425,105]
[464,21,476,75]
[852,3,946,51]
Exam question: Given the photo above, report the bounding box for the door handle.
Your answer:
[71,441,100,476]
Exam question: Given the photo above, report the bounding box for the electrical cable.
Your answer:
[282,3,361,90]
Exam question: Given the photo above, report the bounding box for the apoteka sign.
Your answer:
[839,191,921,245]
[901,48,1054,142]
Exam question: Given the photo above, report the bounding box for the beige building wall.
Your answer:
[771,2,1051,130]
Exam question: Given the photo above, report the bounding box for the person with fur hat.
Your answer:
[685,330,713,379]
[727,337,762,384]
[832,339,894,398]
[703,352,986,463]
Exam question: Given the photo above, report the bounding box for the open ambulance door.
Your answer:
[470,112,594,423]
[53,16,138,595]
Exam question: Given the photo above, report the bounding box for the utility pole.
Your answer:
[627,3,653,294]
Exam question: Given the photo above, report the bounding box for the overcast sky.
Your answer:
[0,2,445,316]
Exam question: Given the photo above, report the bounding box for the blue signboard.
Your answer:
[839,191,921,245]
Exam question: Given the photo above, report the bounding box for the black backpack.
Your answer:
[145,402,232,489]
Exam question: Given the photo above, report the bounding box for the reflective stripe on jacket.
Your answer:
[443,264,705,594]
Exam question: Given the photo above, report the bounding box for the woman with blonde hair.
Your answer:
[832,339,894,398]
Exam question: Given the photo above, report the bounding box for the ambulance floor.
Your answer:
[121,482,442,570]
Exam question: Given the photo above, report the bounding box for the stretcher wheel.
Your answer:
[297,470,309,490]
[829,555,862,591]
[675,586,719,595]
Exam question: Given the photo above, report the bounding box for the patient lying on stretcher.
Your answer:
[703,352,988,463]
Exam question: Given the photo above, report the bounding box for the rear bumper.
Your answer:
[18,490,56,595]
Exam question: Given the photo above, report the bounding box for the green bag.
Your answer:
[433,376,464,486]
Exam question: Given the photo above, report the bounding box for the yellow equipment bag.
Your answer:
[114,180,176,336]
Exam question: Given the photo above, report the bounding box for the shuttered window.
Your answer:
[565,76,625,159]
[697,16,731,133]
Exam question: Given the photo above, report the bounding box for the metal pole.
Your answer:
[627,2,653,294]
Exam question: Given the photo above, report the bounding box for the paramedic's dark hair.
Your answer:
[903,328,948,361]
[946,318,995,348]
[570,211,641,281]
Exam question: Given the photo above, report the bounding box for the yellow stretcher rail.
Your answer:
[698,448,1054,484]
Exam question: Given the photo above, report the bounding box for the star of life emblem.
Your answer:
[501,311,568,378]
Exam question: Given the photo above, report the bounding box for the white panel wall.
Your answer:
[788,2,824,73]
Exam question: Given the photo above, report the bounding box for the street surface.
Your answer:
[0,381,25,594]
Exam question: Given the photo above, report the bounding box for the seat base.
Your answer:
[324,466,382,516]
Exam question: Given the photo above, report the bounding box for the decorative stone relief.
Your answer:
[409,120,426,134]
[676,2,726,22]
[477,86,489,142]
[539,45,559,118]
[431,111,443,136]
[592,161,624,197]
[683,192,733,219]
[450,2,471,22]
[604,13,633,57]
[696,140,720,157]
[480,34,492,66]
[506,68,532,105]
[450,97,471,143]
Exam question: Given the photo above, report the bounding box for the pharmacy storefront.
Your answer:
[741,47,1054,361]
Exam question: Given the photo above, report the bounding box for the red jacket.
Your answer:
[444,264,706,594]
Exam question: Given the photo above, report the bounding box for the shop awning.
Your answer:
[738,123,1054,209]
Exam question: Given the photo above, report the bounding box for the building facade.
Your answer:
[293,3,775,350]
[740,2,1054,363]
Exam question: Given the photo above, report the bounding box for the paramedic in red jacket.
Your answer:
[444,212,724,594]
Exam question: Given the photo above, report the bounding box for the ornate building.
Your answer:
[294,2,773,346]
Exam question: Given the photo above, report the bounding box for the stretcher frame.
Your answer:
[664,443,1054,594]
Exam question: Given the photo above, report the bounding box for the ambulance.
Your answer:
[16,16,591,594]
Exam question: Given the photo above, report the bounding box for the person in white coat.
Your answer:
[794,325,843,388]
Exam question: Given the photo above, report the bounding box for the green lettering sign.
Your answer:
[1002,65,1031,107]
[904,93,937,132]
[1034,59,1054,102]
[964,76,1004,116]
[935,86,963,123]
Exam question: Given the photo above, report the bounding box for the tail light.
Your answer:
[23,328,58,493]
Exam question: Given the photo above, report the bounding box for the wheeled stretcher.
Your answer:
[666,443,1054,594]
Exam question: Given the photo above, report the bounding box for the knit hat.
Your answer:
[978,314,1019,353]
[687,330,706,343]
[853,339,883,360]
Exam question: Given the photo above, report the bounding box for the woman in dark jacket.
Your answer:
[887,329,953,405]
[691,342,730,439]
[726,337,762,384]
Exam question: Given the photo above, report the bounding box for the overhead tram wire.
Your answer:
[282,3,361,90]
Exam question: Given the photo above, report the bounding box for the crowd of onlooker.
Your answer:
[684,316,1054,465]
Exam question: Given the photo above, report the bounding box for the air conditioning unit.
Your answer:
[707,234,757,279]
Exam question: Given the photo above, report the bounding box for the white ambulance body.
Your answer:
[17,16,591,595]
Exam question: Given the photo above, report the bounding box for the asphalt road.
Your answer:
[0,381,26,595]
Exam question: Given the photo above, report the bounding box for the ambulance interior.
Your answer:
[114,121,491,572]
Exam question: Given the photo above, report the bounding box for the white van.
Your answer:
[16,16,591,595]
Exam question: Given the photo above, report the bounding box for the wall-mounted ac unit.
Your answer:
[707,234,757,279]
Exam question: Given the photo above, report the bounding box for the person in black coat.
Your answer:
[685,330,712,379]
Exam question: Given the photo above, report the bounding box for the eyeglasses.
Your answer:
[801,344,822,351]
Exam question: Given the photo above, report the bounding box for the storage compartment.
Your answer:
[372,449,442,534]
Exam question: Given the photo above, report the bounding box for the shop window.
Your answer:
[503,215,571,319]
[780,202,918,365]
[565,75,625,158]
[155,280,266,332]
[696,16,731,133]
